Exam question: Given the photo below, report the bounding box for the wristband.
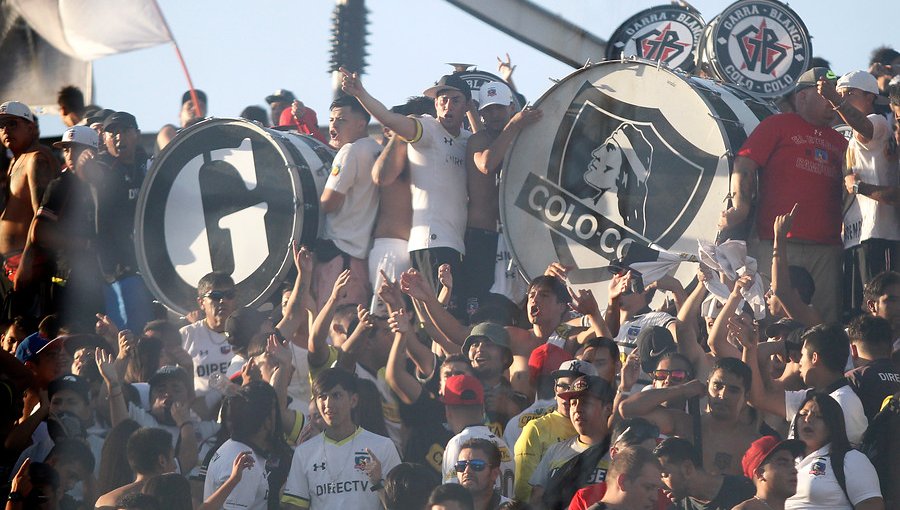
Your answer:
[7,492,23,502]
[370,480,384,491]
[852,181,861,195]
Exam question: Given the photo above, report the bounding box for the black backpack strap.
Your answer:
[831,449,853,506]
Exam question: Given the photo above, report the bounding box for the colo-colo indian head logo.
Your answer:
[712,0,811,95]
[512,79,717,284]
[607,5,704,73]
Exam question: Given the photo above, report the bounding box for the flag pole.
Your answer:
[148,0,202,118]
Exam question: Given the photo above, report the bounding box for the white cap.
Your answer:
[0,101,36,123]
[52,126,99,150]
[477,81,513,110]
[837,70,879,95]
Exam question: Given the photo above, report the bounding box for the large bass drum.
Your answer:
[135,118,334,315]
[499,59,777,304]
[606,4,705,74]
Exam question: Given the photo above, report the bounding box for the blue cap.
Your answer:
[15,332,55,363]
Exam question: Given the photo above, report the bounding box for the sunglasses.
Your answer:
[455,459,488,472]
[651,369,688,382]
[203,289,236,301]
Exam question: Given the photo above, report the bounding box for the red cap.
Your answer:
[741,435,806,479]
[528,343,574,382]
[441,374,484,406]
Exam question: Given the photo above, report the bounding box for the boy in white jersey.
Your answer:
[282,368,400,510]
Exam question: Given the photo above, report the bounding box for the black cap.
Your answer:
[102,111,139,132]
[48,374,91,404]
[265,89,296,104]
[423,73,472,101]
[181,89,207,105]
[148,365,191,389]
[794,67,838,92]
[83,108,114,126]
[637,326,676,374]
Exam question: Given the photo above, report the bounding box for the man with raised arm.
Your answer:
[340,67,471,306]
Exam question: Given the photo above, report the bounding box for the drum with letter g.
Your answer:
[134,118,334,315]
[499,59,776,304]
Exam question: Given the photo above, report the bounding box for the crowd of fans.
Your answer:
[1,45,900,510]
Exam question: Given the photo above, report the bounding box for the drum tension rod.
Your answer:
[707,113,743,127]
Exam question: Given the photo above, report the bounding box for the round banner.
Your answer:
[704,0,811,96]
[135,118,333,315]
[499,59,776,303]
[606,4,705,73]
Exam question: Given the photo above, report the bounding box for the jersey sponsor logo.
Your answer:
[196,361,231,378]
[607,5,704,72]
[312,461,326,471]
[135,119,334,314]
[709,0,811,96]
[314,480,370,496]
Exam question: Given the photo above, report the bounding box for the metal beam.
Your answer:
[446,0,606,68]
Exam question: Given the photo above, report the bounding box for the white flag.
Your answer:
[9,0,172,61]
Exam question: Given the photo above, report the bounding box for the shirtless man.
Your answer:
[620,357,762,476]
[462,81,541,313]
[156,90,207,150]
[368,98,435,310]
[0,101,58,313]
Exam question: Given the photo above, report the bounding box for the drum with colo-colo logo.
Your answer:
[699,0,811,97]
[606,3,705,74]
[134,118,334,315]
[499,58,777,304]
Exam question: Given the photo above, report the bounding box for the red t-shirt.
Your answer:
[738,113,847,245]
[278,106,329,144]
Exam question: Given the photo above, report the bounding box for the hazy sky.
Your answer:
[35,0,895,137]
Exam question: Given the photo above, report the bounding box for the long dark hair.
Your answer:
[96,419,140,494]
[142,473,192,510]
[791,392,851,460]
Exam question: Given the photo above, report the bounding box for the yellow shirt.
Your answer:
[513,410,576,501]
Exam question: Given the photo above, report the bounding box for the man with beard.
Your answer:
[180,272,237,411]
[620,358,761,476]
[733,436,804,510]
[441,374,515,499]
[455,439,512,510]
[460,322,527,436]
[654,437,755,510]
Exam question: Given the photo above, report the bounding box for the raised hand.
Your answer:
[544,262,570,281]
[94,347,119,385]
[170,399,193,428]
[497,53,516,81]
[377,270,404,311]
[727,313,757,350]
[568,286,600,316]
[339,67,366,97]
[620,352,641,390]
[773,203,797,239]
[229,451,254,483]
[360,448,383,484]
[266,334,293,369]
[388,309,412,335]
[399,268,431,301]
[438,263,453,290]
[330,269,351,302]
[117,330,136,360]
[608,270,632,301]
[294,243,313,275]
